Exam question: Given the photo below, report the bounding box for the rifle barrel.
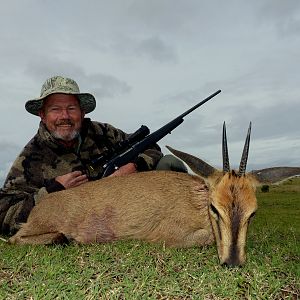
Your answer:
[179,89,221,119]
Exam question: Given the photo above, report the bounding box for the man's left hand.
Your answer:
[109,163,137,177]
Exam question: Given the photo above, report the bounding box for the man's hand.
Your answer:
[109,162,137,177]
[56,171,88,189]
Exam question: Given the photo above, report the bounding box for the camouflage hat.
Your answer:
[25,76,96,116]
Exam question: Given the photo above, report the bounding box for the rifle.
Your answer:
[87,89,221,179]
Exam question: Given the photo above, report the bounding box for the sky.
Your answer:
[0,0,299,185]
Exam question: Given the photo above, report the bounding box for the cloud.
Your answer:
[81,73,132,99]
[257,0,300,37]
[135,36,178,63]
[107,34,178,64]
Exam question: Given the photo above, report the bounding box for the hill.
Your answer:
[251,166,300,184]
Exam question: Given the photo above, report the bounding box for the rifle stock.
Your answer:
[100,90,221,178]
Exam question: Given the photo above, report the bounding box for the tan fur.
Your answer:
[9,171,214,246]
[208,171,257,265]
[9,169,258,266]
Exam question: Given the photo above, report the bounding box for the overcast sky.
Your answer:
[0,0,299,185]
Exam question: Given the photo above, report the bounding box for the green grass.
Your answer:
[1,179,299,299]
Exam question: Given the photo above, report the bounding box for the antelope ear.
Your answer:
[166,145,216,178]
[250,167,300,184]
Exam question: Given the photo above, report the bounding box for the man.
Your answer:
[0,76,186,235]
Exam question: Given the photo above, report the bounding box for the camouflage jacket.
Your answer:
[0,118,163,234]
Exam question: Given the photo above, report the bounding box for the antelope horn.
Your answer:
[166,145,216,177]
[238,122,252,176]
[222,122,230,173]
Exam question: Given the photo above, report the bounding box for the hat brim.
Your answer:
[25,92,96,116]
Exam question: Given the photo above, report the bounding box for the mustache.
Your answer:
[55,119,74,126]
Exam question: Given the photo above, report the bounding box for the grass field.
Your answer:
[0,178,299,299]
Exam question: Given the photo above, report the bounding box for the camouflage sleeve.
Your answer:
[0,192,34,235]
[91,121,163,171]
[0,154,46,235]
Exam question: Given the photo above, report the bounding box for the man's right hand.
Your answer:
[55,171,88,189]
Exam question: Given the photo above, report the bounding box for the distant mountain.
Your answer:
[250,167,300,184]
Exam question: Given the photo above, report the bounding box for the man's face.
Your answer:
[39,94,85,141]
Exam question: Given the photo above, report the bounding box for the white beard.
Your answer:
[51,129,80,141]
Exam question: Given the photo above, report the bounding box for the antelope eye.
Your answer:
[210,204,219,219]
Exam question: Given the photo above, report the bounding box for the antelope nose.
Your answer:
[221,261,242,268]
[221,257,244,267]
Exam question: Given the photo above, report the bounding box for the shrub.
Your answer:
[261,185,270,193]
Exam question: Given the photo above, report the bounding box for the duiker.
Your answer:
[9,123,258,266]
